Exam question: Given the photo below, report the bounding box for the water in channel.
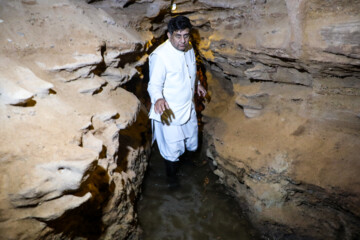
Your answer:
[137,145,259,240]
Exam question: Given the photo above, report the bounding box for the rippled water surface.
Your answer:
[137,146,259,240]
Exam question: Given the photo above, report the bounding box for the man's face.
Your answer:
[167,28,190,51]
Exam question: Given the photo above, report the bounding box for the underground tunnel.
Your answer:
[0,0,359,239]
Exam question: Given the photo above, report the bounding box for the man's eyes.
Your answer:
[175,35,190,39]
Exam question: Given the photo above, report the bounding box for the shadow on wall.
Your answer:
[44,106,151,239]
[45,165,113,240]
[115,105,151,174]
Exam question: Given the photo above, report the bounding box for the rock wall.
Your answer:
[1,0,359,239]
[168,0,359,239]
[0,0,159,239]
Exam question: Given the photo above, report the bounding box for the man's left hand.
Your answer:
[197,84,207,97]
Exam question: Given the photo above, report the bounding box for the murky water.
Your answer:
[137,145,259,240]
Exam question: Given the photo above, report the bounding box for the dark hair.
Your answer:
[167,16,192,34]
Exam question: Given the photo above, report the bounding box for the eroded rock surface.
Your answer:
[1,0,359,239]
[171,0,360,239]
[0,0,156,239]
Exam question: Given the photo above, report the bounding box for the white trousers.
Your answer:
[153,108,198,162]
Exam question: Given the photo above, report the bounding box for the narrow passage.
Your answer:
[137,145,259,240]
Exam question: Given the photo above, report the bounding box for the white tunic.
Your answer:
[147,40,198,161]
[148,39,197,125]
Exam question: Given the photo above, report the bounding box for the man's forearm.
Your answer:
[147,82,164,104]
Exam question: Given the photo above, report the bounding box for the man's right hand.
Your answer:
[154,98,170,115]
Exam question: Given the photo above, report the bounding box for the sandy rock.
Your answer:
[95,111,120,123]
[110,0,135,8]
[0,0,152,239]
[190,0,360,238]
[0,65,54,105]
[198,0,248,9]
[50,53,103,80]
[31,193,92,221]
[9,153,98,208]
[320,21,360,59]
[0,77,34,105]
[236,95,264,110]
[244,63,275,81]
[15,67,54,96]
[76,75,107,94]
[274,66,313,86]
[101,67,128,83]
[1,0,359,239]
[104,50,123,67]
[145,1,167,18]
[82,132,104,155]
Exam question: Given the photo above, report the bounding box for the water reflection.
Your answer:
[137,146,259,240]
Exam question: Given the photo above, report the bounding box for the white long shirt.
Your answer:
[148,39,197,125]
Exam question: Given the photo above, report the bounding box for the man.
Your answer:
[147,15,206,187]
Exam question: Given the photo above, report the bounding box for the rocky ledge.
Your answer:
[1,0,359,239]
[175,0,359,239]
[0,0,157,239]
